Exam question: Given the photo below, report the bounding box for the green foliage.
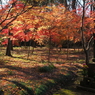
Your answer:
[54,74,69,84]
[35,79,56,95]
[38,65,56,73]
[38,66,51,72]
[77,59,85,63]
[8,83,17,88]
[35,84,48,95]
[82,68,88,77]
[17,82,34,95]
[19,89,29,95]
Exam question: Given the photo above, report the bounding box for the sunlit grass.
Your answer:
[53,89,76,95]
[12,53,25,57]
[77,59,85,63]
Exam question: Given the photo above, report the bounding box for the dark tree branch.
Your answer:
[86,35,93,50]
[0,0,33,32]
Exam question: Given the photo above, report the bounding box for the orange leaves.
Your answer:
[12,27,24,31]
[14,5,79,44]
[2,39,8,45]
[24,34,31,42]
[12,40,19,46]
[37,30,49,36]
[15,3,24,9]
[26,25,35,30]
[1,3,94,46]
[2,29,9,35]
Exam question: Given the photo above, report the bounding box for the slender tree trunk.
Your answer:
[67,40,69,60]
[27,41,31,59]
[85,50,89,65]
[81,0,89,65]
[56,45,62,63]
[93,0,95,11]
[48,36,51,63]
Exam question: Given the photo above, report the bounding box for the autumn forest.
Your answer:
[0,0,95,95]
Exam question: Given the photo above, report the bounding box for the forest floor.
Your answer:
[0,46,94,95]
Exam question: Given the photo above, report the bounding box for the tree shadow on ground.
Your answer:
[0,59,82,80]
[0,60,83,95]
[4,79,34,95]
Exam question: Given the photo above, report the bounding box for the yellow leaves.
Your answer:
[37,26,50,31]
[29,28,35,31]
[14,21,23,24]
[0,26,2,30]
[2,36,8,39]
[33,19,40,24]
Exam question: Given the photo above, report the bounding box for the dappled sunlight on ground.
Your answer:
[0,47,93,95]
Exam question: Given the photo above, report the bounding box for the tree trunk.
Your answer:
[6,38,12,56]
[48,37,51,63]
[93,0,95,11]
[72,0,76,10]
[81,0,89,65]
[11,40,13,50]
[64,0,68,8]
[60,0,64,4]
[85,50,89,65]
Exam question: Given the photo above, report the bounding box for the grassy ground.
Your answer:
[0,46,94,95]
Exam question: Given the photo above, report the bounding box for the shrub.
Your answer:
[38,65,56,73]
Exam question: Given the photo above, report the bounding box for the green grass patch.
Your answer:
[35,73,77,95]
[35,79,56,95]
[38,65,56,73]
[77,59,85,63]
[53,89,76,95]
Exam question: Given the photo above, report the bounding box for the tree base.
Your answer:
[77,63,95,92]
[80,77,95,87]
[87,63,95,79]
[77,77,95,92]
[92,58,95,62]
[77,85,95,92]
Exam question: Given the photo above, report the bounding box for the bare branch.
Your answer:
[0,0,33,32]
[86,35,93,50]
